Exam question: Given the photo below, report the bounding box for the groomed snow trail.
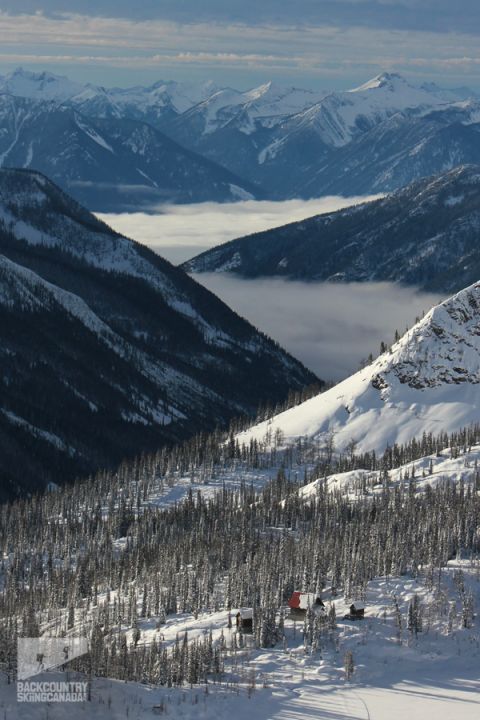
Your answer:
[266,681,370,720]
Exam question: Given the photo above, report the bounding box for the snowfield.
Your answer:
[1,417,479,718]
[1,559,478,719]
[300,443,480,501]
[239,280,480,454]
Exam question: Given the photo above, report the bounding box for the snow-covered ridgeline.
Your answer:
[0,68,220,115]
[300,442,480,502]
[238,281,480,455]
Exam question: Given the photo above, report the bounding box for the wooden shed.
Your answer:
[235,608,253,632]
[344,602,365,620]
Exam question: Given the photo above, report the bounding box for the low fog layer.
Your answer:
[98,195,382,264]
[97,196,443,381]
[193,274,445,382]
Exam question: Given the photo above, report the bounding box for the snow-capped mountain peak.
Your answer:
[238,281,480,455]
[244,81,274,101]
[349,71,408,93]
[0,68,225,127]
[287,71,459,149]
[172,81,329,138]
[376,281,480,390]
[0,67,85,102]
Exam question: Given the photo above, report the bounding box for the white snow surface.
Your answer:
[0,68,220,116]
[74,114,114,153]
[185,81,328,136]
[1,559,478,719]
[286,72,463,149]
[301,442,480,502]
[238,281,480,455]
[92,78,221,115]
[0,68,85,102]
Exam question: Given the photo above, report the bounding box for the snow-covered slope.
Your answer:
[299,102,480,198]
[171,81,328,137]
[283,72,450,150]
[253,73,480,196]
[301,443,480,501]
[238,280,480,455]
[0,169,317,497]
[169,72,451,154]
[71,78,222,126]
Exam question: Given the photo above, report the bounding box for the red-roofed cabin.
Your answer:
[288,592,325,618]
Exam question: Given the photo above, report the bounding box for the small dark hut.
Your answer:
[343,602,365,620]
[235,608,253,632]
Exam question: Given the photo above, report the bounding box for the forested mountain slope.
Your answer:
[0,169,317,498]
[185,166,480,294]
[0,96,261,211]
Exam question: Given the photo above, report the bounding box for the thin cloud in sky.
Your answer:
[98,195,382,265]
[1,2,479,34]
[0,9,480,87]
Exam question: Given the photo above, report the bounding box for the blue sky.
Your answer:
[0,1,479,90]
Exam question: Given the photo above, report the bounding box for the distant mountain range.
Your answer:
[161,81,329,187]
[238,278,480,454]
[0,94,260,211]
[1,68,480,210]
[184,165,480,294]
[0,68,221,120]
[0,169,317,498]
[163,71,480,199]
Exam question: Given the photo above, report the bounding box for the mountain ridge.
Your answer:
[2,68,480,207]
[183,165,480,294]
[0,168,318,498]
[236,278,480,455]
[164,71,480,198]
[0,96,262,210]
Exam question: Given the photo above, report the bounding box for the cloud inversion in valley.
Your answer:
[192,274,444,381]
[98,196,381,265]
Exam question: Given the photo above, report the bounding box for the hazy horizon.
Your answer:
[1,2,480,90]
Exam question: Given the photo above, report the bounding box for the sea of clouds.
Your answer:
[98,195,382,264]
[99,197,444,381]
[193,275,443,381]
